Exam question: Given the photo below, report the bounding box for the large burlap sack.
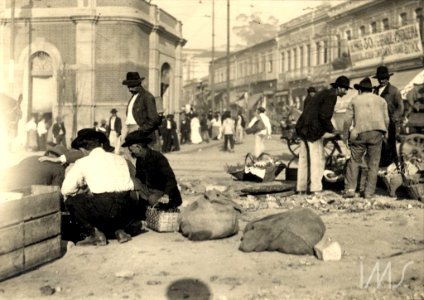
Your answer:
[179,191,240,241]
[239,208,325,255]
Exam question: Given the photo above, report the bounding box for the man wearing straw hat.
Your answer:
[343,77,389,199]
[372,66,403,168]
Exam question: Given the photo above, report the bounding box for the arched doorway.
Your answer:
[161,63,172,113]
[29,51,57,139]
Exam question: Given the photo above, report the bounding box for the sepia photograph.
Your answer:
[0,0,423,299]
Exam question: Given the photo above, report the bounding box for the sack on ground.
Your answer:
[239,208,325,255]
[179,191,240,241]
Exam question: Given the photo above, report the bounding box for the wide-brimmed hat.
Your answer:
[45,144,68,157]
[110,108,118,114]
[354,77,373,91]
[330,76,352,89]
[122,72,144,86]
[71,128,114,152]
[373,66,393,79]
[122,130,153,147]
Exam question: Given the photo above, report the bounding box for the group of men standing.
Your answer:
[296,65,403,199]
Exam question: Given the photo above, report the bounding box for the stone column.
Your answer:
[148,26,160,97]
[310,41,317,66]
[296,46,302,70]
[319,41,325,66]
[174,41,183,115]
[291,48,296,71]
[72,16,98,131]
[302,44,308,69]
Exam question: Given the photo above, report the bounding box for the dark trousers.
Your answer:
[380,120,398,167]
[37,134,47,151]
[345,131,384,196]
[55,134,67,148]
[224,134,235,150]
[180,129,190,144]
[65,191,135,237]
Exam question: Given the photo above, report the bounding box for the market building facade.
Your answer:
[209,0,423,122]
[0,0,185,146]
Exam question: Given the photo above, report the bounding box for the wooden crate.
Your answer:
[0,185,62,281]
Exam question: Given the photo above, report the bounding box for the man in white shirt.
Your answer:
[62,129,135,246]
[247,107,272,157]
[108,108,122,154]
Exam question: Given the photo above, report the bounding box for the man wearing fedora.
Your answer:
[122,130,182,214]
[343,77,389,199]
[373,66,403,168]
[122,72,161,152]
[295,76,350,195]
[61,129,136,246]
[108,108,122,154]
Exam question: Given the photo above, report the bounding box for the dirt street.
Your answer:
[1,135,423,300]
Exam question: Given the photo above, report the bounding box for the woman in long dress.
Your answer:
[190,113,202,144]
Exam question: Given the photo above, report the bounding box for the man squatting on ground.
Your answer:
[122,130,182,218]
[61,130,136,246]
[343,77,389,199]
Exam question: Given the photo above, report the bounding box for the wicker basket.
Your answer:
[146,207,180,232]
[406,183,424,202]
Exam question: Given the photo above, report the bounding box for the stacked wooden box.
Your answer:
[0,185,62,281]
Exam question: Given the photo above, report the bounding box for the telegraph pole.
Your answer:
[211,0,215,112]
[9,0,16,93]
[225,0,230,110]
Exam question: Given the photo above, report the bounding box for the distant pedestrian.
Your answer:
[108,108,122,155]
[26,116,38,151]
[180,112,190,144]
[220,111,235,152]
[99,119,108,135]
[37,114,48,151]
[200,114,210,143]
[235,111,246,144]
[190,113,202,144]
[247,107,272,157]
[211,112,221,140]
[52,116,67,148]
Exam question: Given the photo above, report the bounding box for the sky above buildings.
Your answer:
[152,0,345,50]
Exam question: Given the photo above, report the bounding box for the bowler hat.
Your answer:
[122,72,144,86]
[330,76,352,89]
[110,108,118,114]
[307,86,317,93]
[71,128,115,152]
[354,77,373,91]
[121,130,153,147]
[45,144,68,157]
[373,66,393,79]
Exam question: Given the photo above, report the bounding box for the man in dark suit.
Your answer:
[52,116,67,147]
[122,130,182,215]
[372,66,403,168]
[108,108,122,154]
[295,76,350,194]
[302,86,317,111]
[122,72,161,152]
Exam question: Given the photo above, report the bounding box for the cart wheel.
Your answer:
[287,137,301,158]
[400,133,424,161]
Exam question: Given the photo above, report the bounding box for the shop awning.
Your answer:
[390,69,424,93]
[398,70,424,99]
[246,93,263,109]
